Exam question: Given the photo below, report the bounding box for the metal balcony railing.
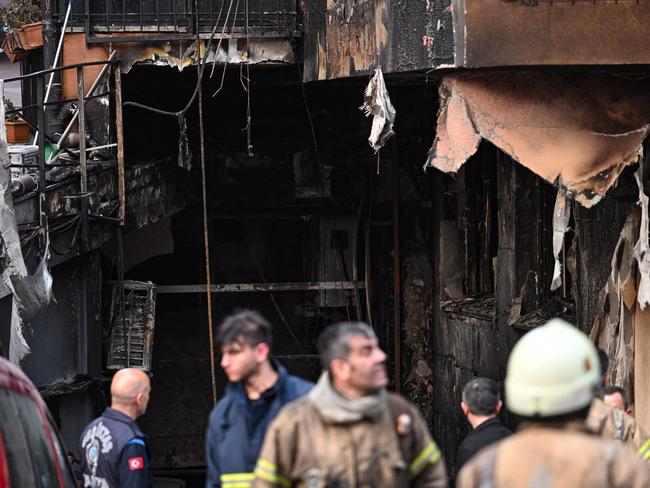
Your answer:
[55,0,299,43]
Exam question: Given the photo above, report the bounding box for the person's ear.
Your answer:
[330,358,351,382]
[255,342,270,362]
[626,407,634,417]
[495,400,503,414]
[461,402,470,417]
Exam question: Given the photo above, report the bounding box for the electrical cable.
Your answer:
[123,0,231,117]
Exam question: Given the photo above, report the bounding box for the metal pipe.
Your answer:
[156,281,367,294]
[33,0,73,144]
[47,52,117,164]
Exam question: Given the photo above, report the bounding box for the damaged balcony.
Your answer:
[301,0,650,81]
[54,0,299,42]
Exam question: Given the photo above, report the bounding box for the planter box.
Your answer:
[6,120,30,144]
[15,22,43,50]
[1,33,27,63]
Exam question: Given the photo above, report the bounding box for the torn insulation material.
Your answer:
[360,67,396,152]
[590,210,639,394]
[425,72,650,207]
[551,188,571,291]
[634,155,650,310]
[0,82,54,364]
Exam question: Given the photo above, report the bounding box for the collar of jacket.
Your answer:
[519,419,594,436]
[308,372,387,424]
[226,357,288,409]
[102,407,145,436]
[473,416,501,432]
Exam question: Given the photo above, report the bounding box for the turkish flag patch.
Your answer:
[128,457,144,471]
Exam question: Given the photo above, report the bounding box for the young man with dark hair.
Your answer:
[453,378,510,481]
[254,321,447,487]
[205,310,313,488]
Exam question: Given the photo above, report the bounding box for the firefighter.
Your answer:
[457,319,650,487]
[253,321,447,488]
[79,368,152,488]
[586,350,650,462]
[205,310,313,488]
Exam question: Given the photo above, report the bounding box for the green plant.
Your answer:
[0,0,40,29]
[4,97,21,122]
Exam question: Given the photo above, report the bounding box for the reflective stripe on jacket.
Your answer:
[253,392,447,487]
[205,360,313,488]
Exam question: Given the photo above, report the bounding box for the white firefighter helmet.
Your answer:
[505,318,600,417]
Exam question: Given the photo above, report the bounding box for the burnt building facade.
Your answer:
[1,0,650,483]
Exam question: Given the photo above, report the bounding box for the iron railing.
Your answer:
[55,0,299,43]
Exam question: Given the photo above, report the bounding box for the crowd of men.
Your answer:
[78,311,650,487]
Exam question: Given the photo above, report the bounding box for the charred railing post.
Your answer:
[114,64,126,226]
[42,0,64,136]
[77,66,89,251]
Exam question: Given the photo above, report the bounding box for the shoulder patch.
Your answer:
[128,457,144,471]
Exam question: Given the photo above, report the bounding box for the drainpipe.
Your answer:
[42,0,64,137]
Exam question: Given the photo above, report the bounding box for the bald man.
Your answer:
[79,368,152,488]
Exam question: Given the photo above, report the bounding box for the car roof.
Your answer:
[0,356,45,407]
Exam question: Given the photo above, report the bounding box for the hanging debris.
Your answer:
[634,156,650,309]
[425,72,650,207]
[177,112,192,171]
[360,67,396,152]
[551,188,571,292]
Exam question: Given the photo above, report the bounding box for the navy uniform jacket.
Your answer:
[79,407,152,488]
[205,360,312,488]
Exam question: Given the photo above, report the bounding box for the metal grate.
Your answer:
[58,0,299,42]
[108,280,156,372]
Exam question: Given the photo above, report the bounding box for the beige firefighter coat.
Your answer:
[253,392,447,487]
[587,397,650,462]
[457,421,650,488]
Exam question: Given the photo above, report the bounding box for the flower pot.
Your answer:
[15,22,43,50]
[6,120,30,143]
[1,34,28,63]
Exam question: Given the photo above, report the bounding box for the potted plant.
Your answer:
[0,0,41,62]
[4,97,30,143]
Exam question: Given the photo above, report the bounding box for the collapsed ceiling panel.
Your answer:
[425,72,650,207]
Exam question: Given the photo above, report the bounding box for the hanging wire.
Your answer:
[243,0,253,156]
[122,0,232,117]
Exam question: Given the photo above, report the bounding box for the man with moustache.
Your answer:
[253,321,447,487]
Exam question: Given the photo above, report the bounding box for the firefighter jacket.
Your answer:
[586,397,650,462]
[205,359,313,488]
[253,373,447,488]
[456,421,650,488]
[79,407,152,488]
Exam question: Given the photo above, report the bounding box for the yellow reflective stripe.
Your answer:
[638,439,650,459]
[409,441,441,479]
[221,473,255,487]
[254,459,291,487]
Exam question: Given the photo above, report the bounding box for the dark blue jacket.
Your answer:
[205,360,312,488]
[79,407,152,488]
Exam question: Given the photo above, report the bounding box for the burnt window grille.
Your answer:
[56,0,299,41]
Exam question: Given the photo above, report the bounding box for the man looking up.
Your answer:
[453,378,511,481]
[79,368,152,488]
[254,321,447,487]
[205,310,312,488]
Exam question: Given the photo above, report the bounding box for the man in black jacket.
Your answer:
[453,377,511,483]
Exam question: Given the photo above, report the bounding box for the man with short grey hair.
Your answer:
[253,321,447,487]
[452,378,510,482]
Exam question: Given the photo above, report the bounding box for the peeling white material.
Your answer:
[634,153,650,309]
[551,187,571,291]
[360,67,396,152]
